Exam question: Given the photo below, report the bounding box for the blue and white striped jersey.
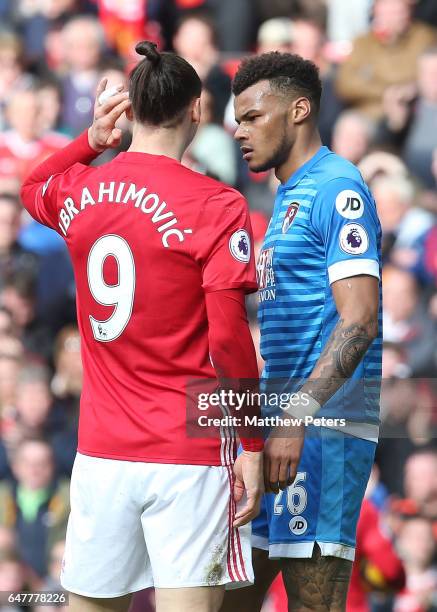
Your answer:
[257,146,382,430]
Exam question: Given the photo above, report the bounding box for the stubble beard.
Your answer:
[249,128,292,174]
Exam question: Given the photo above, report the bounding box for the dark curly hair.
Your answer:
[232,52,322,115]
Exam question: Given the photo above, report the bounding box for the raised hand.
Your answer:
[88,77,131,152]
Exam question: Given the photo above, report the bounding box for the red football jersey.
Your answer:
[25,149,257,465]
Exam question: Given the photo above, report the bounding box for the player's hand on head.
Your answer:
[88,77,131,153]
[263,424,305,494]
[233,450,264,527]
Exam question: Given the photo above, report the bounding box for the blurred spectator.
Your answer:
[376,376,435,496]
[257,18,293,54]
[0,552,27,608]
[336,0,436,119]
[0,193,38,291]
[0,31,30,131]
[377,46,437,188]
[332,111,374,164]
[290,16,325,63]
[173,12,221,80]
[395,517,437,611]
[347,499,406,612]
[289,17,344,146]
[0,334,22,417]
[189,86,237,185]
[59,16,104,136]
[47,326,80,477]
[2,362,76,477]
[0,438,69,579]
[0,88,69,182]
[1,272,54,361]
[359,150,409,184]
[98,0,147,58]
[51,326,82,407]
[173,12,231,122]
[382,341,411,379]
[327,0,372,52]
[14,0,79,69]
[404,449,437,521]
[371,174,434,265]
[382,265,436,375]
[35,79,65,135]
[3,364,53,451]
[206,0,253,52]
[42,19,66,76]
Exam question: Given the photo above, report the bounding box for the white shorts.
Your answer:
[61,453,253,597]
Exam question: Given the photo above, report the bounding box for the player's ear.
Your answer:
[125,105,134,122]
[292,97,312,124]
[191,97,201,125]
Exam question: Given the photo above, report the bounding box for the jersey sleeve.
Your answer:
[20,130,99,231]
[193,187,258,293]
[311,177,381,285]
[25,172,63,230]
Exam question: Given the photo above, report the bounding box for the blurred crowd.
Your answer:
[0,1,436,611]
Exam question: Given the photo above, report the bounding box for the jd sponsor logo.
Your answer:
[335,190,364,219]
[289,516,308,536]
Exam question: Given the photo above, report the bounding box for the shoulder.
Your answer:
[177,164,246,208]
[314,152,369,196]
[175,162,226,190]
[59,161,97,186]
[311,153,376,223]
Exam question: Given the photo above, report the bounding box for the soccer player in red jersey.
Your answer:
[20,41,263,612]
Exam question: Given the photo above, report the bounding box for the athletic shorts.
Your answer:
[252,426,376,561]
[61,453,253,597]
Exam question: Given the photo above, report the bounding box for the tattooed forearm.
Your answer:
[300,317,377,408]
[334,321,375,377]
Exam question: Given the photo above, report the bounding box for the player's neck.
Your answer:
[128,125,186,161]
[276,130,322,185]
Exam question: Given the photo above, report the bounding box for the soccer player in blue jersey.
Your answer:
[221,53,382,611]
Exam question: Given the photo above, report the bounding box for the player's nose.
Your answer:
[234,124,247,142]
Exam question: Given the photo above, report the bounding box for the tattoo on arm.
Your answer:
[301,317,377,407]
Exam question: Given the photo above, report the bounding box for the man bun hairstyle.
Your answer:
[135,41,161,65]
[130,40,202,128]
[232,52,322,116]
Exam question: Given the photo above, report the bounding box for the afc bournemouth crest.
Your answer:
[282,202,300,234]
